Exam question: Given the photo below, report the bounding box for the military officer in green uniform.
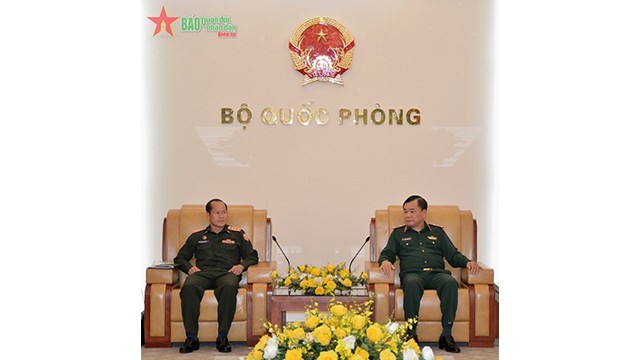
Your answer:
[174,198,259,354]
[378,195,480,353]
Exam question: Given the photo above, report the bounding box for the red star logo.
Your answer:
[148,6,179,36]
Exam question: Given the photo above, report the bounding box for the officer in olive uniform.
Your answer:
[174,199,259,354]
[378,195,480,353]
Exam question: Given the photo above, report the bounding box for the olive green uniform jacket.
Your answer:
[174,224,259,275]
[378,222,469,276]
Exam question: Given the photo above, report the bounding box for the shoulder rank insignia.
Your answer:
[428,223,443,229]
[228,226,243,232]
[243,233,250,241]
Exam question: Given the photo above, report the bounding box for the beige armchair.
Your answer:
[144,205,275,347]
[365,205,496,347]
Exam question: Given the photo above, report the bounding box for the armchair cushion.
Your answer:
[170,288,248,341]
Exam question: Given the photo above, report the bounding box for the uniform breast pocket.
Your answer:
[196,243,212,256]
[401,239,416,248]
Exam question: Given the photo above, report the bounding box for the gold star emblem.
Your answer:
[316,29,328,42]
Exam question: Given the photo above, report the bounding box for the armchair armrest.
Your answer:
[247,261,277,283]
[461,262,494,285]
[146,267,179,285]
[365,261,394,284]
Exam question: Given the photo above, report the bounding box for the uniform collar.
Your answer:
[403,221,431,233]
[206,224,228,234]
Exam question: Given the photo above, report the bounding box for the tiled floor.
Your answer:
[141,341,498,360]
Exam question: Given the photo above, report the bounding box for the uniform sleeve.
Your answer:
[239,230,259,270]
[378,231,398,265]
[174,235,197,274]
[440,230,469,268]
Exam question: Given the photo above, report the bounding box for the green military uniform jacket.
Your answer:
[378,222,469,277]
[174,224,259,275]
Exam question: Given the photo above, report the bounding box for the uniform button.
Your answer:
[422,250,424,252]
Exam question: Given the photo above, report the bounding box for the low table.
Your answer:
[268,294,371,329]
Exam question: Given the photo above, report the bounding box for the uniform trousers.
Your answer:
[401,271,459,336]
[180,270,240,337]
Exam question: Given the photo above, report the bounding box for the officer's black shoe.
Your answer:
[438,335,461,353]
[216,336,232,353]
[179,337,200,353]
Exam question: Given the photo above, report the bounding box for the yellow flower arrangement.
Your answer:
[271,262,368,296]
[248,299,441,360]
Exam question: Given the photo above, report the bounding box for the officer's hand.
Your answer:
[229,264,245,276]
[188,266,201,275]
[380,260,395,277]
[466,261,481,275]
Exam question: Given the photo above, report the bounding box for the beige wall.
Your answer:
[142,0,497,286]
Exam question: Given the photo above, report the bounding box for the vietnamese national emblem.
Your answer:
[289,17,355,86]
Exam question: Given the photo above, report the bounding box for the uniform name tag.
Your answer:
[401,237,412,241]
[198,240,209,244]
